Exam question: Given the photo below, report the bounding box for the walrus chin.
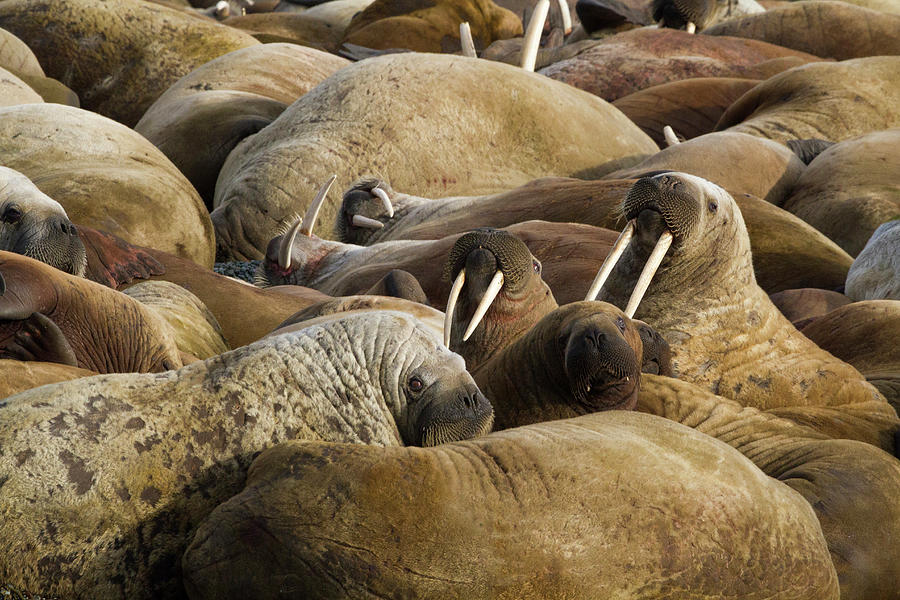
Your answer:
[420,410,495,447]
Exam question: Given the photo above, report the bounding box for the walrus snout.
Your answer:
[564,317,640,410]
[416,385,494,447]
[623,173,700,242]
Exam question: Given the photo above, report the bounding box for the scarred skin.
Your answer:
[0,312,493,598]
[475,301,643,429]
[597,172,898,452]
[181,412,840,599]
[0,252,182,374]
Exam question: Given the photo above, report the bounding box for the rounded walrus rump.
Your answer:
[182,411,839,599]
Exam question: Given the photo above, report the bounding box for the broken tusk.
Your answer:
[278,216,304,271]
[372,187,394,218]
[663,125,681,147]
[443,269,466,347]
[460,22,477,58]
[351,214,385,229]
[555,0,572,34]
[585,220,635,301]
[463,270,504,341]
[300,174,337,236]
[624,231,673,318]
[686,21,696,34]
[520,0,550,72]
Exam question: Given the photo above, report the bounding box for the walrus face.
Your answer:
[394,333,494,447]
[336,178,397,245]
[442,228,557,367]
[0,167,87,277]
[652,0,724,31]
[586,172,740,318]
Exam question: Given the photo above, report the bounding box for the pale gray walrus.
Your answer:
[0,311,493,598]
[585,172,899,452]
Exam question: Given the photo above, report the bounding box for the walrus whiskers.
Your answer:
[521,0,550,72]
[277,216,305,271]
[463,270,505,341]
[299,174,337,236]
[372,187,394,218]
[444,269,466,346]
[352,215,385,229]
[584,220,635,301]
[459,22,477,58]
[624,231,673,318]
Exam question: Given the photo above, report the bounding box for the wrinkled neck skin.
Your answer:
[474,316,576,430]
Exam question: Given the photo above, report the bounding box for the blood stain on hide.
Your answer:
[58,450,95,495]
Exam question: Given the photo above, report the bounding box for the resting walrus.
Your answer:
[586,172,898,452]
[0,311,493,598]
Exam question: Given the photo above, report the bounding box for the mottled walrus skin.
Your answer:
[475,301,643,429]
[182,412,839,599]
[637,373,900,600]
[597,173,898,452]
[0,312,492,598]
[211,52,657,260]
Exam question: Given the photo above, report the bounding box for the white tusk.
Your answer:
[299,174,337,237]
[463,270,504,341]
[372,187,394,218]
[624,231,673,318]
[520,0,550,72]
[351,214,385,229]
[278,216,304,270]
[663,125,681,147]
[584,220,635,301]
[686,21,696,34]
[214,0,229,17]
[459,22,477,58]
[443,269,466,347]
[555,0,572,34]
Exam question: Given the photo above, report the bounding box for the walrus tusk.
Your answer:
[463,270,504,341]
[443,269,466,347]
[278,216,304,271]
[624,231,673,318]
[686,22,696,34]
[460,22,477,58]
[663,126,681,147]
[520,0,550,72]
[372,187,394,218]
[214,0,229,17]
[351,215,385,229]
[555,0,572,34]
[299,174,337,236]
[584,220,635,301]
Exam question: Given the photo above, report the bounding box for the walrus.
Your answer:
[0,252,183,373]
[0,311,493,598]
[0,166,87,277]
[845,220,900,302]
[651,0,763,31]
[586,172,898,451]
[0,358,94,398]
[473,301,644,429]
[181,412,839,599]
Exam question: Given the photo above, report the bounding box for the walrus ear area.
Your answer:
[76,226,165,289]
[442,228,535,288]
[621,174,700,241]
[633,319,673,376]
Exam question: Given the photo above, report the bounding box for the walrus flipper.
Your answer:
[77,226,166,288]
[1,312,78,366]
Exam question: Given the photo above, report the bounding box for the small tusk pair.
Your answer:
[442,269,505,347]
[276,174,337,270]
[585,220,673,319]
[520,0,550,72]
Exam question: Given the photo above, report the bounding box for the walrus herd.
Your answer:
[0,0,898,598]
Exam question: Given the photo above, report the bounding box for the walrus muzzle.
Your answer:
[417,386,495,447]
[564,319,640,410]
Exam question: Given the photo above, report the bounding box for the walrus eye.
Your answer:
[408,376,424,393]
[532,259,541,274]
[2,205,22,224]
[616,316,626,333]
[707,201,718,213]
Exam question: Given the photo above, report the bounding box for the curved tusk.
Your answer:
[585,220,635,301]
[459,22,477,58]
[463,270,504,342]
[443,269,466,347]
[685,21,696,34]
[351,214,385,229]
[555,0,572,34]
[624,231,673,318]
[299,174,337,237]
[372,187,394,218]
[278,216,304,270]
[520,0,550,72]
[663,125,680,147]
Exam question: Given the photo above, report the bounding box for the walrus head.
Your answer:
[0,166,87,277]
[442,228,557,369]
[586,171,749,319]
[336,178,397,245]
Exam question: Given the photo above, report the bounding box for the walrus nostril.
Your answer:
[462,394,474,410]
[585,330,606,348]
